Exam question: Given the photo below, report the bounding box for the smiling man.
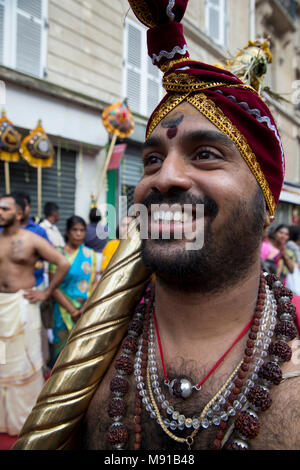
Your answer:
[81,1,299,450]
[136,102,267,293]
[12,0,300,451]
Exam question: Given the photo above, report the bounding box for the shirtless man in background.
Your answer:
[0,193,70,436]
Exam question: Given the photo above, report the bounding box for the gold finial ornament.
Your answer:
[226,38,273,93]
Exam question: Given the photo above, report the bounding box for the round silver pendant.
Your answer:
[168,378,193,399]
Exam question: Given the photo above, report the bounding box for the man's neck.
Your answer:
[153,262,262,362]
[1,223,21,237]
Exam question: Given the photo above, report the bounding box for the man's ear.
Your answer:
[16,208,24,222]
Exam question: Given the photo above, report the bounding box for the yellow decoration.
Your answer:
[0,110,21,163]
[20,120,54,168]
[0,110,22,193]
[102,100,134,139]
[96,100,134,203]
[20,120,54,219]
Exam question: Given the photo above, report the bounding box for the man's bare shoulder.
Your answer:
[252,339,300,450]
[253,374,300,450]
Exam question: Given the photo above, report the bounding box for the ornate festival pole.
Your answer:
[95,99,134,203]
[0,110,22,193]
[20,120,54,220]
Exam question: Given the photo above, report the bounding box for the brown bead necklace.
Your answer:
[106,273,298,450]
[106,285,154,449]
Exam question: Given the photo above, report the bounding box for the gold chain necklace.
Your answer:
[146,358,243,450]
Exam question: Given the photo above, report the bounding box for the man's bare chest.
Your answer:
[0,235,36,266]
[82,359,298,451]
[82,381,293,451]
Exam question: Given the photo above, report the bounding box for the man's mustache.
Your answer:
[141,191,219,219]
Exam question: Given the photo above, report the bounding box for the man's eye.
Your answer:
[194,150,221,160]
[143,155,161,166]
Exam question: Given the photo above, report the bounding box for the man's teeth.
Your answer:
[153,210,191,222]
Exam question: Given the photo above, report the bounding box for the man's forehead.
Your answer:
[0,198,15,208]
[149,101,235,147]
[145,103,238,153]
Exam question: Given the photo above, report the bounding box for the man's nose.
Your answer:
[151,154,192,194]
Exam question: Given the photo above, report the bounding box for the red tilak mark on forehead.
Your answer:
[167,127,178,139]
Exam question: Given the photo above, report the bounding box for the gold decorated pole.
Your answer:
[96,131,118,201]
[0,110,22,192]
[12,220,151,450]
[37,166,42,220]
[97,99,134,204]
[19,120,54,220]
[4,161,10,193]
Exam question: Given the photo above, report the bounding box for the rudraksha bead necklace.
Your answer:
[106,287,154,450]
[139,273,270,448]
[226,273,297,450]
[106,272,297,450]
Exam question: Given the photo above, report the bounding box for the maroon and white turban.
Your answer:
[129,0,285,219]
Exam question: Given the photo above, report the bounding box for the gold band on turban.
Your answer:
[13,221,151,450]
[146,78,276,218]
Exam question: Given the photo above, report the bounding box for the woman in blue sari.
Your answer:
[49,216,97,361]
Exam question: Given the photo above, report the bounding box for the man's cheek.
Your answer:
[134,181,147,204]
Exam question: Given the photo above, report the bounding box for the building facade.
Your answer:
[0,0,299,232]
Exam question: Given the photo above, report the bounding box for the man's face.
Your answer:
[53,211,60,224]
[134,102,267,292]
[0,197,23,228]
[20,199,31,223]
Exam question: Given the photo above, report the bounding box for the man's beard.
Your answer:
[140,187,265,293]
[0,214,16,228]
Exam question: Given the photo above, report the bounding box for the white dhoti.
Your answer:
[0,291,44,436]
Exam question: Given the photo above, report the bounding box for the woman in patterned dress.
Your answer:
[49,216,97,361]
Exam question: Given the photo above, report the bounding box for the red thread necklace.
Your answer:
[152,309,253,399]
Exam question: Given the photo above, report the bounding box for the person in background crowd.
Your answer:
[11,192,50,288]
[39,202,65,369]
[49,216,97,361]
[84,207,108,279]
[11,192,54,372]
[39,202,65,249]
[287,225,300,264]
[269,224,295,283]
[0,193,70,436]
[100,216,133,274]
[260,227,280,274]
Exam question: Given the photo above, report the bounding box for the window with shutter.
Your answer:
[126,22,142,113]
[0,0,47,78]
[147,55,162,116]
[16,0,43,76]
[205,0,227,47]
[124,18,163,117]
